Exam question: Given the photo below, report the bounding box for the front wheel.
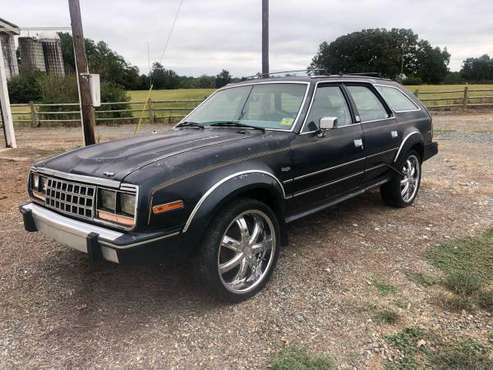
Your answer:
[381,150,421,207]
[196,198,281,302]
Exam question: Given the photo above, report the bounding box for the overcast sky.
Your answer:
[2,0,492,77]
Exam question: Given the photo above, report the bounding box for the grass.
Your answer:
[477,290,493,312]
[406,83,493,108]
[269,347,335,370]
[127,88,213,102]
[385,328,493,370]
[444,271,484,296]
[372,277,399,296]
[406,272,440,287]
[374,309,400,325]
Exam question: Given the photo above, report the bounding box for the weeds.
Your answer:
[425,229,493,312]
[372,277,398,296]
[269,347,335,370]
[406,272,439,287]
[374,309,400,325]
[477,290,493,312]
[386,328,493,369]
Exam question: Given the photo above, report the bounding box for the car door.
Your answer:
[344,83,399,184]
[285,83,366,216]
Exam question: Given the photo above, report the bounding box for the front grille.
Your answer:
[45,177,96,220]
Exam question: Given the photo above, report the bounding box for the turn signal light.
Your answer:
[152,200,184,215]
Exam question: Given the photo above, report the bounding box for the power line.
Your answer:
[157,0,185,66]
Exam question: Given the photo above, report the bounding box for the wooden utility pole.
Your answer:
[0,38,16,148]
[262,0,269,76]
[68,0,96,146]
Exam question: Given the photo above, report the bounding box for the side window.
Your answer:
[375,85,419,112]
[347,85,390,122]
[303,86,352,132]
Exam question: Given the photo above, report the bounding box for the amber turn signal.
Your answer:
[152,200,184,215]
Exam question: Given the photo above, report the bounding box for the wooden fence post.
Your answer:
[463,85,469,111]
[414,89,419,98]
[147,98,154,124]
[30,101,39,127]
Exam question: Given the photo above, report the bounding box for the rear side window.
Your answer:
[376,85,419,112]
[347,85,389,122]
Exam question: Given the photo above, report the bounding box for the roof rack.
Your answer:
[244,69,328,80]
[341,72,382,78]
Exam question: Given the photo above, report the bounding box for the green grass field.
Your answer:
[9,84,493,125]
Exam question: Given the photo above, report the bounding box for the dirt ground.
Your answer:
[1,113,493,369]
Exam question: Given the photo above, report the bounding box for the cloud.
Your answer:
[2,0,491,76]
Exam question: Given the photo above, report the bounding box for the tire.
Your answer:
[381,150,422,208]
[195,198,281,302]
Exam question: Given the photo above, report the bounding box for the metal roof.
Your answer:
[0,17,20,35]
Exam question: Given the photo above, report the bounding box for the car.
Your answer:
[20,73,438,301]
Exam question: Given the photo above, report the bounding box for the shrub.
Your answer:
[429,339,493,370]
[7,71,44,103]
[97,82,130,119]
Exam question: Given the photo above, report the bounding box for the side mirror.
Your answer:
[318,117,337,136]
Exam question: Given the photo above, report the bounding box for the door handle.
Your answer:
[354,139,364,149]
[391,130,398,138]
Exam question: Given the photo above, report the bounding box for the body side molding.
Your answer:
[394,131,421,163]
[182,170,286,233]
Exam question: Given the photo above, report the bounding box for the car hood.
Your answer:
[35,129,283,183]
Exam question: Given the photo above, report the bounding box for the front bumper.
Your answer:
[20,203,183,264]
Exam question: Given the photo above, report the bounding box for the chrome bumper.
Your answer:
[20,203,122,263]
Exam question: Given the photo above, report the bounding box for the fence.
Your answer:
[413,86,493,110]
[5,86,493,127]
[9,98,204,127]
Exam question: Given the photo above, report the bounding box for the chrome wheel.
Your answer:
[400,154,420,203]
[217,210,276,294]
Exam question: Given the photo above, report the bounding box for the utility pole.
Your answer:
[262,0,269,76]
[0,38,16,148]
[68,0,96,146]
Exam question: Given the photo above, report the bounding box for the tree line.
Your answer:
[310,28,493,84]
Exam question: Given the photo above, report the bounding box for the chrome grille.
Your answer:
[45,177,96,220]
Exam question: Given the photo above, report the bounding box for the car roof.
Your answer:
[227,74,399,88]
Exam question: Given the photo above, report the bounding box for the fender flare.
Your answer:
[394,131,424,163]
[182,170,286,235]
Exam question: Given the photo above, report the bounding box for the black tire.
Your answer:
[195,198,281,302]
[381,150,422,208]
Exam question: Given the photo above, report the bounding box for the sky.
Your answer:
[2,0,492,77]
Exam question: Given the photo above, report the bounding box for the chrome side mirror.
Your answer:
[318,116,337,136]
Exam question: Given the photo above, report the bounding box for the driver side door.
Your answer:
[285,83,366,218]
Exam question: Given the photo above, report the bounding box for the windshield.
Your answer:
[184,83,308,130]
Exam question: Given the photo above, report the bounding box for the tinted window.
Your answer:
[376,85,419,112]
[347,85,389,122]
[303,86,352,132]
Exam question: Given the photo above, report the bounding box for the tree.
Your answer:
[461,55,493,81]
[215,69,232,88]
[149,62,180,89]
[58,32,142,90]
[310,28,450,83]
[415,41,450,83]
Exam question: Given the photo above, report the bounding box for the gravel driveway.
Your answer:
[1,112,493,368]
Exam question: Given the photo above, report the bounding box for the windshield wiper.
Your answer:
[176,121,205,129]
[208,121,265,132]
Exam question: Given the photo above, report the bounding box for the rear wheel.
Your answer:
[196,198,281,302]
[381,150,421,207]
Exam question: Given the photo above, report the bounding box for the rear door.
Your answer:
[344,83,398,184]
[286,83,366,215]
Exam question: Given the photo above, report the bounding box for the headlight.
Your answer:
[31,173,46,201]
[120,193,136,216]
[98,189,117,211]
[96,189,136,227]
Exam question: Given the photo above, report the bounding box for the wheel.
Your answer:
[381,150,421,208]
[196,198,281,302]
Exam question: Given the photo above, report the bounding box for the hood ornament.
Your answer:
[103,171,115,177]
